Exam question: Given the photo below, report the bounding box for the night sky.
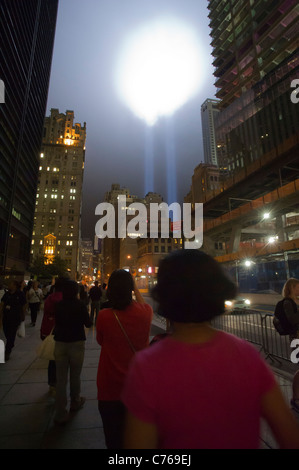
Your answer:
[46,0,217,239]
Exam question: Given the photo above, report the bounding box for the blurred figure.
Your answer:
[79,282,89,312]
[122,250,299,449]
[27,280,43,327]
[96,269,152,449]
[53,280,92,425]
[100,282,108,309]
[278,278,299,413]
[0,280,26,361]
[89,281,102,325]
[40,277,66,395]
[0,282,7,303]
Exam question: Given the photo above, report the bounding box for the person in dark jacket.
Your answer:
[0,280,26,361]
[279,278,299,413]
[89,281,102,325]
[53,280,92,424]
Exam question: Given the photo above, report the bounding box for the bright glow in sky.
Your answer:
[115,18,204,126]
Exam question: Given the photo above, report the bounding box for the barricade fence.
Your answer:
[212,309,294,365]
[152,303,294,365]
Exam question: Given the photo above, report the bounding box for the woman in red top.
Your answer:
[96,269,153,449]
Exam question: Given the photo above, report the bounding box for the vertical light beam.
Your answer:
[165,116,177,206]
[144,124,154,195]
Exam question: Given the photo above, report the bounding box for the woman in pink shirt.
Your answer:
[122,250,299,449]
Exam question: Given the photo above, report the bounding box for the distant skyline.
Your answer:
[46,0,217,239]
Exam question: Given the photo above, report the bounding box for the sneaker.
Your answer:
[70,396,86,412]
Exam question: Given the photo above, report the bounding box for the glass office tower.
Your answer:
[208,0,299,178]
[0,0,59,278]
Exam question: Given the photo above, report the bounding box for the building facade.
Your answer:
[208,0,299,177]
[0,0,58,279]
[201,98,220,166]
[195,0,299,290]
[31,109,86,280]
[80,238,94,283]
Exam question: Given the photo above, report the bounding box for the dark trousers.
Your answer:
[3,320,19,354]
[98,400,126,449]
[48,360,56,387]
[29,302,40,324]
[90,301,100,324]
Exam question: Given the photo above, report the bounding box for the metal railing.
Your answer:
[212,308,294,365]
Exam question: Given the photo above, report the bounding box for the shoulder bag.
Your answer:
[113,311,136,353]
[36,329,55,360]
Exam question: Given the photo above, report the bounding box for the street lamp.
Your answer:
[244,260,253,267]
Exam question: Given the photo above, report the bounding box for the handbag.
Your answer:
[113,311,136,353]
[36,329,55,360]
[17,321,25,338]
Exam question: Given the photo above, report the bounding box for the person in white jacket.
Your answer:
[27,281,43,327]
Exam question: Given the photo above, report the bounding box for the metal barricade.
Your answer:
[261,314,292,363]
[213,309,294,365]
[213,309,265,351]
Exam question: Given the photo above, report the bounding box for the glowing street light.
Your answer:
[244,260,253,267]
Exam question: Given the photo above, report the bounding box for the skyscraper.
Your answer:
[0,0,59,278]
[208,0,299,179]
[201,98,220,166]
[31,109,86,280]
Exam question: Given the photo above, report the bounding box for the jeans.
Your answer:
[90,301,100,323]
[54,341,85,421]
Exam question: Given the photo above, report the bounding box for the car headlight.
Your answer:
[244,299,251,305]
[225,301,233,307]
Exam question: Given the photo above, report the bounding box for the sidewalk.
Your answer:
[0,310,297,449]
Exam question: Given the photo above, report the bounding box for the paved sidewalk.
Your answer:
[0,310,297,449]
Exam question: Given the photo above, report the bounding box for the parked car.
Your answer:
[225,297,251,313]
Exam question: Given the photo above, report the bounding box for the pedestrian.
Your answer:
[53,280,92,425]
[27,280,43,327]
[100,283,108,308]
[40,277,66,396]
[89,281,102,325]
[0,280,26,361]
[79,282,89,312]
[96,269,153,449]
[122,250,299,449]
[276,278,299,413]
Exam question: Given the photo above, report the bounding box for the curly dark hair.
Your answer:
[151,249,237,323]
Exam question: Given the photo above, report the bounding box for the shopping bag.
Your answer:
[17,321,26,338]
[36,331,55,361]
